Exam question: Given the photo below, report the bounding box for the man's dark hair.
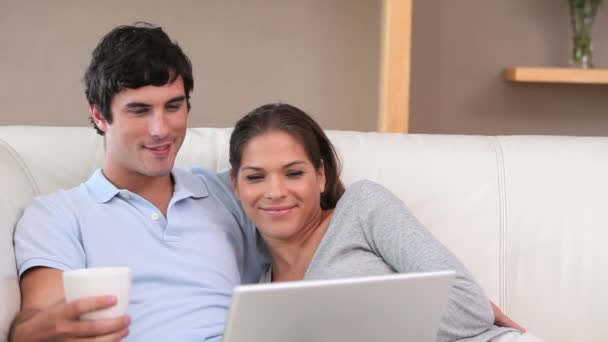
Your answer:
[84,22,193,135]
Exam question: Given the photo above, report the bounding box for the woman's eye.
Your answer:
[245,175,263,182]
[286,171,304,178]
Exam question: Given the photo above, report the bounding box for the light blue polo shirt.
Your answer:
[14,167,263,342]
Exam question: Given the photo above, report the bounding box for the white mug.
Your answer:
[62,267,131,320]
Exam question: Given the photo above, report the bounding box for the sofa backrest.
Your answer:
[1,126,607,342]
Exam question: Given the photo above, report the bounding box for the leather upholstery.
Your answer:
[1,126,606,341]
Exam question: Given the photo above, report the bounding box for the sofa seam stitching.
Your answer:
[0,136,41,196]
[494,136,508,313]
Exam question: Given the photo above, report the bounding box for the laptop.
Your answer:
[222,270,455,342]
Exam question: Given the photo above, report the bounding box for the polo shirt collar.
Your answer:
[171,168,209,201]
[86,168,208,203]
[86,169,119,203]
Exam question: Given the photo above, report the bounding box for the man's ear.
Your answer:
[230,173,240,200]
[90,104,108,133]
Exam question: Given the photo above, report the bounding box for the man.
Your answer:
[10,21,523,342]
[10,23,262,341]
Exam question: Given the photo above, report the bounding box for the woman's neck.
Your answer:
[266,209,334,282]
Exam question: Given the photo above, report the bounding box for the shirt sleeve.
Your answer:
[191,167,268,284]
[14,193,86,278]
[351,180,495,341]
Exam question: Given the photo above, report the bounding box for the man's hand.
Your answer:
[491,301,526,333]
[12,268,130,342]
[10,296,130,342]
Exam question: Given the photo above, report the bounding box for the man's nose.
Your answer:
[149,112,169,138]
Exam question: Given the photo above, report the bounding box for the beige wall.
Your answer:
[0,0,381,131]
[410,0,608,136]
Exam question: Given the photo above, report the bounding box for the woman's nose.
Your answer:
[265,177,287,199]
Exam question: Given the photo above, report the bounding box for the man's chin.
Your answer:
[141,165,174,178]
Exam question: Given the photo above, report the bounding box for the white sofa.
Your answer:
[1,126,607,342]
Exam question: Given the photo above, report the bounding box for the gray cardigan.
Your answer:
[261,180,517,341]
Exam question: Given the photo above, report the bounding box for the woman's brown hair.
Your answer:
[229,103,345,209]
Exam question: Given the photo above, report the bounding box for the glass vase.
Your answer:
[568,0,603,69]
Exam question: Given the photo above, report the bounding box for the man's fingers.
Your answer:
[69,315,130,338]
[62,296,117,319]
[72,327,130,342]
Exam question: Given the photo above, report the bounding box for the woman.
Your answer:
[229,103,529,341]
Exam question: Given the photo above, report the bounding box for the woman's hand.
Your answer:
[491,301,526,333]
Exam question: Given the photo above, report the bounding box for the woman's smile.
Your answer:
[259,205,297,217]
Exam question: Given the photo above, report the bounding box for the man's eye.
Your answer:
[167,105,181,112]
[129,109,149,115]
[287,171,304,178]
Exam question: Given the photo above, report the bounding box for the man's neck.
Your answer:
[101,168,174,216]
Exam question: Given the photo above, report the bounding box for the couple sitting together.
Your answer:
[10,23,531,342]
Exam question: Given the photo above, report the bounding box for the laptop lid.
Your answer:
[223,270,455,342]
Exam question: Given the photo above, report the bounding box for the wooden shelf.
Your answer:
[503,67,608,85]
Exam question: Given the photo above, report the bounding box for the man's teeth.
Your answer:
[149,145,168,150]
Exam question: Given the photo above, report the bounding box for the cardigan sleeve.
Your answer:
[350,180,496,341]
